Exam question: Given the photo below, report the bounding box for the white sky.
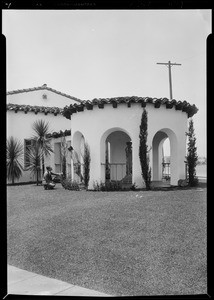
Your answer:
[3,9,211,157]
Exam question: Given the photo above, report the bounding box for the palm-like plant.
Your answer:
[25,142,42,185]
[7,137,24,184]
[31,119,53,175]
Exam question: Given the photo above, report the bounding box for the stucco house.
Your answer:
[6,84,80,183]
[62,97,198,189]
[7,83,198,188]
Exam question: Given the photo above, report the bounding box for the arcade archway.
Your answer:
[152,128,178,185]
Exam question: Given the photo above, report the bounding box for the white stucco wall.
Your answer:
[7,89,78,108]
[69,103,188,189]
[7,110,71,183]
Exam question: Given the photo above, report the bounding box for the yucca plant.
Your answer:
[25,142,42,185]
[7,137,24,184]
[31,119,53,175]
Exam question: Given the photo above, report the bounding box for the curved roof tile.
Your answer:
[7,103,63,115]
[62,96,198,119]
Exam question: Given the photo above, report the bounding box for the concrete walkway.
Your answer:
[7,265,112,296]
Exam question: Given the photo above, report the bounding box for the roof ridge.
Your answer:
[7,85,82,103]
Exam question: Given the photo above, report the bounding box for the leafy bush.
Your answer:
[93,181,123,191]
[61,177,80,190]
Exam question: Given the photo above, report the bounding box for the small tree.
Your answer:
[25,142,42,185]
[186,118,198,186]
[83,142,91,189]
[7,137,24,184]
[139,109,151,190]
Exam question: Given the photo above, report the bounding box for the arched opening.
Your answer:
[100,128,132,187]
[72,131,85,183]
[152,128,178,186]
[162,137,171,181]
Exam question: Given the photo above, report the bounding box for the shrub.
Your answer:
[178,179,188,187]
[61,177,80,190]
[93,181,123,191]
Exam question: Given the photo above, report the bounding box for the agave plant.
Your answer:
[25,142,42,185]
[7,137,24,184]
[31,119,53,175]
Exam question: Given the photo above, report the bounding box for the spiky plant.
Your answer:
[25,142,42,185]
[31,119,53,175]
[7,137,24,184]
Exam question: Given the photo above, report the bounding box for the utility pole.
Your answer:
[157,61,181,100]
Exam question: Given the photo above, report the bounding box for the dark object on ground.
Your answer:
[43,183,55,190]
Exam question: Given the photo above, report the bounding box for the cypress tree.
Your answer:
[186,118,198,186]
[139,109,151,190]
[83,142,91,189]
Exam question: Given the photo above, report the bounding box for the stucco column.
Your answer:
[88,138,102,190]
[169,135,178,185]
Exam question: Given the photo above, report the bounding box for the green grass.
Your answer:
[7,184,207,296]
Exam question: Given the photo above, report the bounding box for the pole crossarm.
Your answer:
[156,60,181,100]
[157,62,181,66]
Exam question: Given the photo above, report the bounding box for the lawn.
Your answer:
[7,184,207,296]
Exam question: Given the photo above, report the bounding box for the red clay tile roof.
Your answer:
[7,84,82,103]
[62,96,198,119]
[7,103,63,116]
